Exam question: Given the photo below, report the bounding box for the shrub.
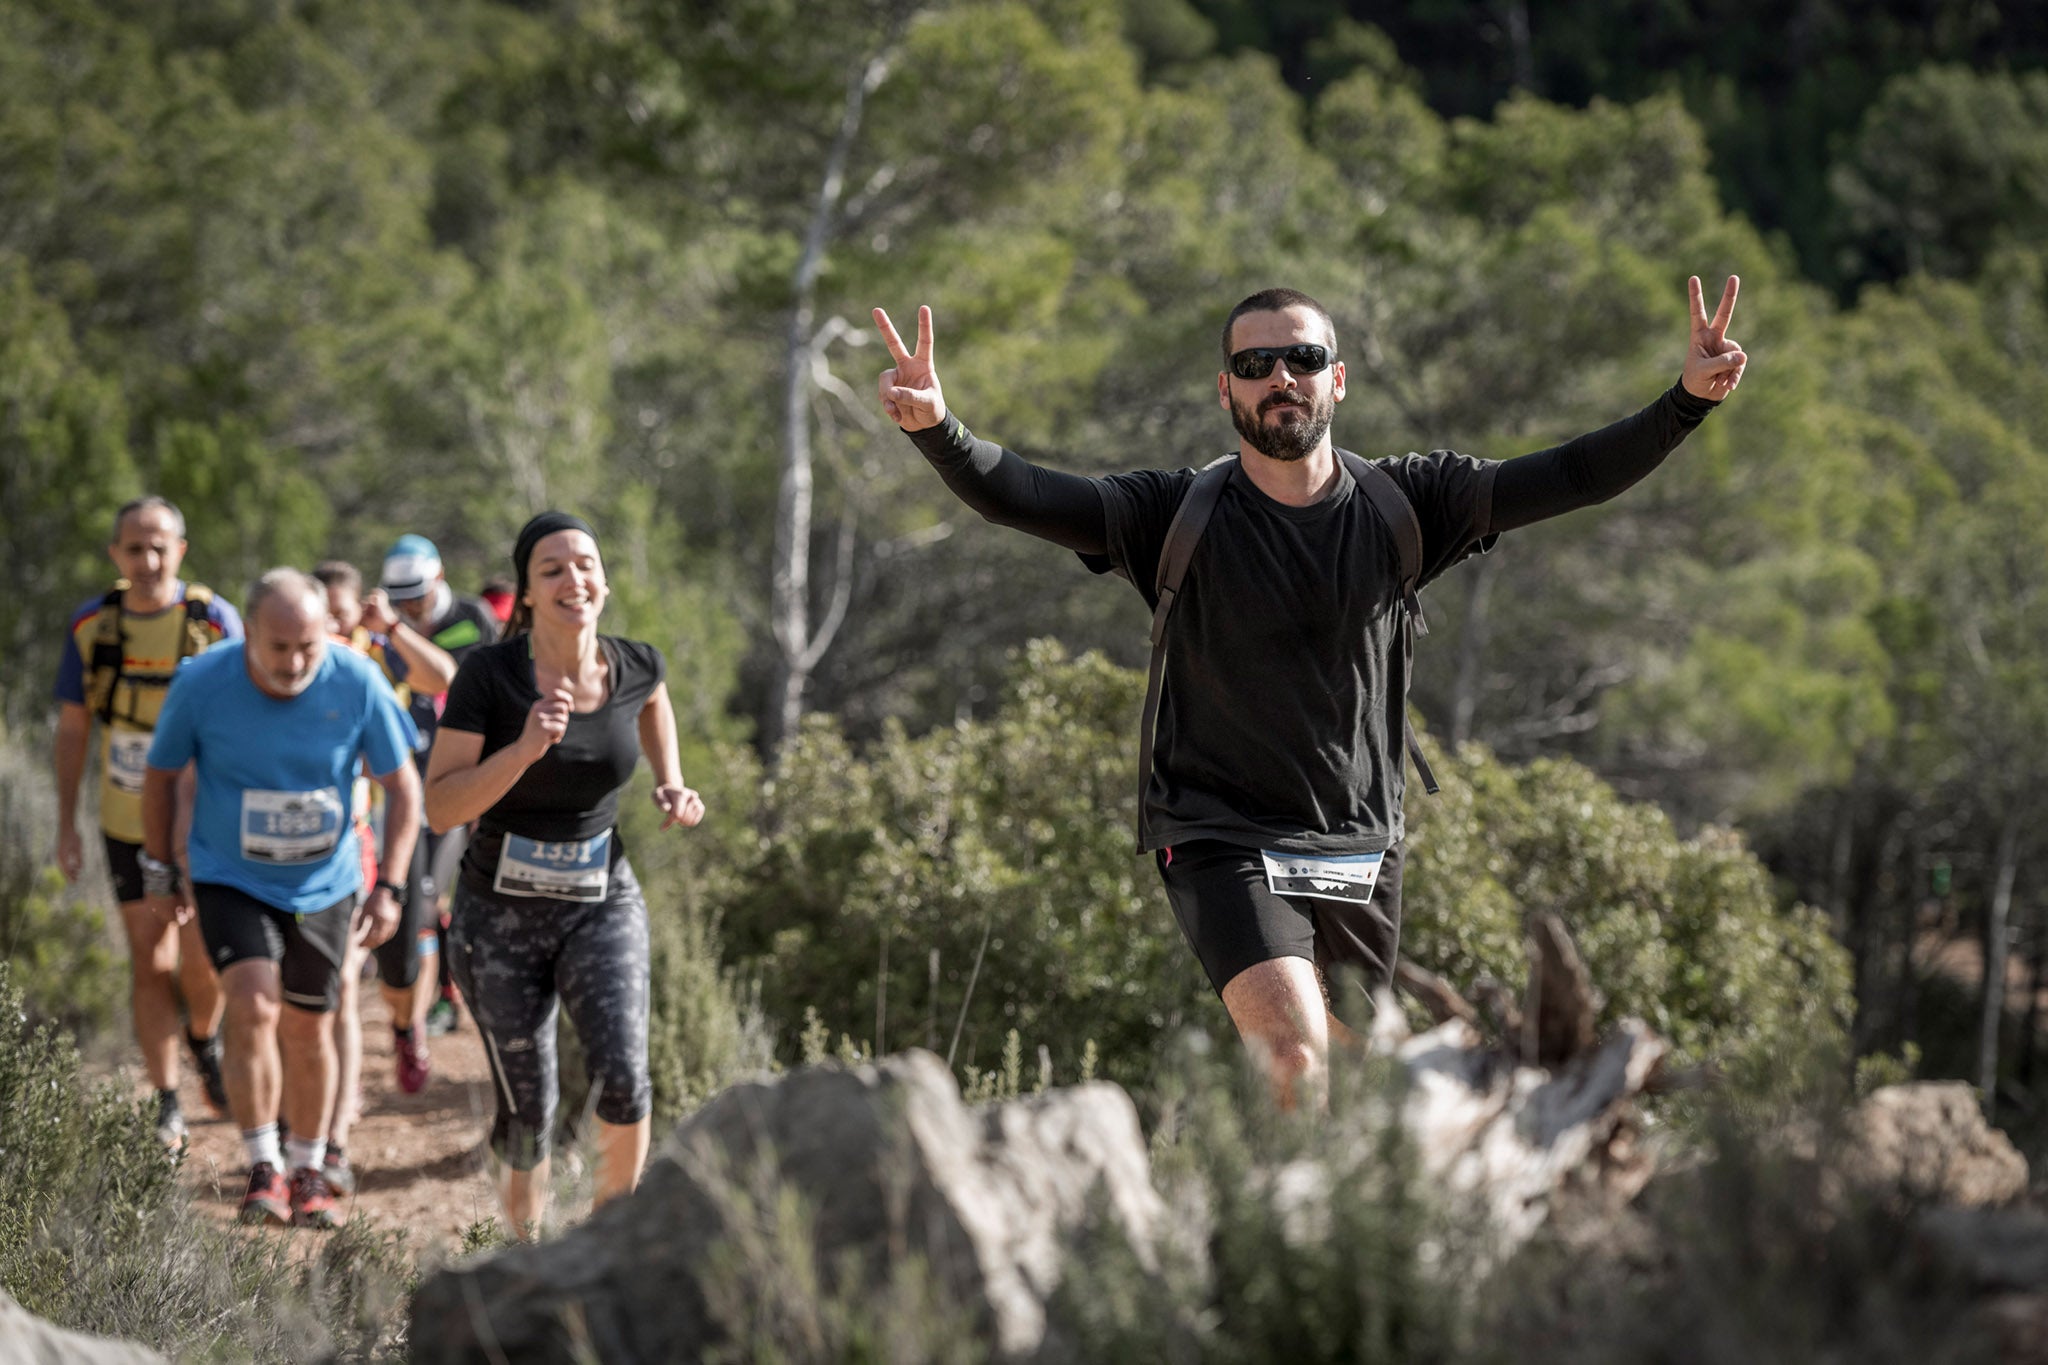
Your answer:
[0,963,413,1361]
[1402,738,1856,1087]
[1055,1040,1995,1365]
[1053,1040,1476,1365]
[0,734,122,1040]
[719,641,1210,1086]
[718,642,1855,1095]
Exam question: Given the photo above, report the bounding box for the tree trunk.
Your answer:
[765,47,889,754]
[1448,552,1499,748]
[1976,812,2020,1107]
[1502,0,1537,94]
[1849,801,1903,1054]
[2019,894,2044,1089]
[1827,782,1857,938]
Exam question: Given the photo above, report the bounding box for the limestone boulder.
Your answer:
[1838,1082,2030,1209]
[0,1291,166,1365]
[408,1049,1162,1364]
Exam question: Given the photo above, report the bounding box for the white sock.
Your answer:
[243,1123,283,1171]
[285,1134,328,1174]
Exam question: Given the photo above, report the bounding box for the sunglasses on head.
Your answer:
[1227,344,1333,380]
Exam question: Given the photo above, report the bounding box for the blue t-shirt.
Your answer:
[148,643,419,913]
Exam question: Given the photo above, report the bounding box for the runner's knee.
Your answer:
[276,1002,329,1046]
[227,988,280,1033]
[480,1031,556,1169]
[588,1063,652,1127]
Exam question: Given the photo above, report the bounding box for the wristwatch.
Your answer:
[373,878,408,901]
[138,851,183,898]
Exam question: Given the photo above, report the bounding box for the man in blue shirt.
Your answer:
[142,568,420,1229]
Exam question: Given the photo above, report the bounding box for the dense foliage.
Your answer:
[719,643,1851,1085]
[1,0,2041,1131]
[0,966,414,1359]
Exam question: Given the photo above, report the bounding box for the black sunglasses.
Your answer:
[1227,344,1334,380]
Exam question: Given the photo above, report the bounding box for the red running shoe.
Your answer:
[394,1028,431,1095]
[239,1162,290,1226]
[289,1165,341,1229]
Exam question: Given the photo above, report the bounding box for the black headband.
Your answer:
[513,511,597,596]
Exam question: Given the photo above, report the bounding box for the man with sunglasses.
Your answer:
[873,277,1746,1107]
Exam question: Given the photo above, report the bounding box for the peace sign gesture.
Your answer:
[872,305,947,431]
[1682,274,1748,402]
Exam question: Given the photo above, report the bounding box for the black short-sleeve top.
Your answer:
[439,635,666,893]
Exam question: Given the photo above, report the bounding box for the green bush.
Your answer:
[1055,1042,1471,1364]
[1054,1042,1993,1365]
[0,963,413,1361]
[0,733,123,1041]
[1402,738,1855,1087]
[717,643,1855,1094]
[614,750,779,1123]
[719,640,1211,1086]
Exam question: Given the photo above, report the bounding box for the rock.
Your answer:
[1913,1206,2048,1294]
[0,1291,166,1365]
[1366,915,1668,1253]
[1838,1082,2030,1208]
[1371,1008,1667,1251]
[408,1050,1162,1364]
[1912,1209,2048,1364]
[1966,1294,2048,1365]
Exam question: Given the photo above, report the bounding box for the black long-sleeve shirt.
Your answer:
[908,383,1716,854]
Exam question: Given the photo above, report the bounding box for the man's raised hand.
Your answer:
[1682,274,1747,402]
[873,305,946,431]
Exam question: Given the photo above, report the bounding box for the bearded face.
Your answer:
[1228,385,1335,462]
[1218,303,1344,463]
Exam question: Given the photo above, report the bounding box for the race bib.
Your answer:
[494,830,611,903]
[241,788,345,865]
[106,730,152,796]
[1260,849,1385,905]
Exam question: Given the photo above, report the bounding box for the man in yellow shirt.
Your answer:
[54,496,243,1152]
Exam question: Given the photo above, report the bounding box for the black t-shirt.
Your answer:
[905,382,1713,856]
[438,635,666,893]
[1094,453,1493,855]
[410,594,501,758]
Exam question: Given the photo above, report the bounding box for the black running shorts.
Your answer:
[194,882,353,1013]
[1156,839,1406,1020]
[103,835,145,905]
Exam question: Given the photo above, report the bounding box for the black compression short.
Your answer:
[103,835,145,905]
[194,882,352,1013]
[1156,839,1406,1023]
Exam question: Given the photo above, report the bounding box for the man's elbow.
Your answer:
[54,704,90,750]
[139,768,177,816]
[382,763,423,807]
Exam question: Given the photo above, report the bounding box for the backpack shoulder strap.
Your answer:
[179,583,216,659]
[85,584,127,724]
[1151,457,1236,639]
[1134,457,1236,852]
[1338,450,1440,796]
[1338,450,1427,636]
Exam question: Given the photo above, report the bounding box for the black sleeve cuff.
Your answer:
[1669,380,1718,423]
[905,413,972,460]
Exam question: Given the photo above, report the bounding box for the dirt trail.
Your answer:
[174,990,501,1249]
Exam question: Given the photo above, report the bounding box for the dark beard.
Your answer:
[1230,390,1332,461]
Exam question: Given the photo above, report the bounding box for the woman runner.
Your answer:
[424,512,704,1236]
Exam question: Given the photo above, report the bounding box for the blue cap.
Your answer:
[380,535,443,601]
